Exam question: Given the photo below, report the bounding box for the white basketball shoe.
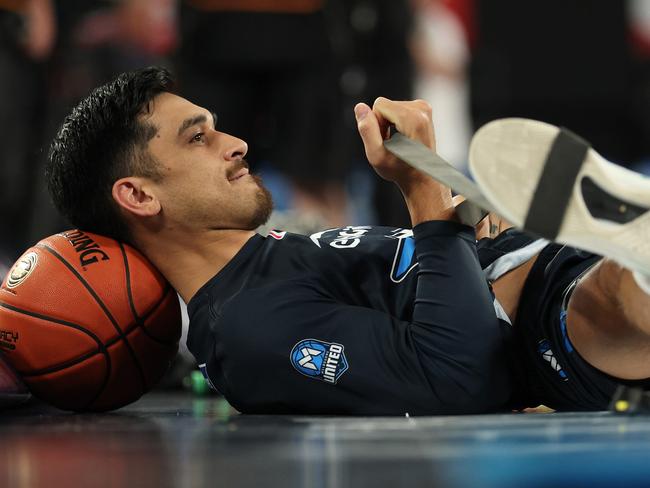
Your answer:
[469,118,650,276]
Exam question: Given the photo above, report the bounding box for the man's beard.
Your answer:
[247,174,274,229]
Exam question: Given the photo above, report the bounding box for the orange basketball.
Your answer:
[0,230,181,411]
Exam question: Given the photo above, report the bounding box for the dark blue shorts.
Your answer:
[478,230,649,410]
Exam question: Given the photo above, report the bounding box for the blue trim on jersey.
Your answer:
[396,237,415,276]
[198,363,220,393]
[390,236,417,282]
[559,310,574,353]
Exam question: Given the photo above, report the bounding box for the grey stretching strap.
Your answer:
[384,133,496,226]
[523,128,590,239]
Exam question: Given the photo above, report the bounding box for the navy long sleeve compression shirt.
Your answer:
[187,220,511,415]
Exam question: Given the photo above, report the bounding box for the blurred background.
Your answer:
[3,0,650,268]
[3,0,650,391]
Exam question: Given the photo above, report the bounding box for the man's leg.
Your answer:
[465,117,650,406]
[567,259,650,380]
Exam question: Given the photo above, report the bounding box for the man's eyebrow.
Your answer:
[177,114,208,137]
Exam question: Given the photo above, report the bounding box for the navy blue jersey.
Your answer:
[187,221,511,415]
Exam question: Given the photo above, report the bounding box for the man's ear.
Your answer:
[112,177,161,217]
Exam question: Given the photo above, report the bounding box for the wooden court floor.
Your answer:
[1,392,649,488]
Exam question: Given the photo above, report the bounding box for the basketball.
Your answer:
[0,230,181,412]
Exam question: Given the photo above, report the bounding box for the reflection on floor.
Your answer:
[1,392,649,488]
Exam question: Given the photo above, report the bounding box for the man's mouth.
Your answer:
[227,161,250,181]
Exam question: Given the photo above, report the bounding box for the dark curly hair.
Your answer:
[46,66,174,244]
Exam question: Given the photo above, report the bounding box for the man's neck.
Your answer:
[134,228,256,303]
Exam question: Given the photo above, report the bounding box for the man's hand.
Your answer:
[355,97,454,225]
[355,97,436,188]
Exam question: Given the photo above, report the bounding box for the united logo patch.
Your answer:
[290,339,349,384]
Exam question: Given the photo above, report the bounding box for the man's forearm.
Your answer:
[398,176,455,227]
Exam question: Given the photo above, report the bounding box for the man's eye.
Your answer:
[190,133,205,143]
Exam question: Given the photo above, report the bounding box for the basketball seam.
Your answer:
[115,289,176,345]
[119,243,177,346]
[36,243,146,399]
[20,349,99,377]
[140,287,178,345]
[0,300,112,399]
[121,242,141,323]
[14,266,176,406]
[15,318,163,378]
[112,243,149,394]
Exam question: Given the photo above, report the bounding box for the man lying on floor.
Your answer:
[42,67,650,415]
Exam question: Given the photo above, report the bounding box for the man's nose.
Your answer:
[223,134,248,161]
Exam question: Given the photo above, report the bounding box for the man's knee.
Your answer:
[568,258,650,379]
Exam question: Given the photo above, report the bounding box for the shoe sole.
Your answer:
[469,118,650,275]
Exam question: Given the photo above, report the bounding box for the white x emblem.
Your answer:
[298,348,322,371]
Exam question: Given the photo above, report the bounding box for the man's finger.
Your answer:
[355,102,385,163]
[372,97,405,135]
[372,97,435,149]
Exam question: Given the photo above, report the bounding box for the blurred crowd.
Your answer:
[3,0,650,273]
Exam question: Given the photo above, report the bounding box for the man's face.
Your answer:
[143,92,273,232]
